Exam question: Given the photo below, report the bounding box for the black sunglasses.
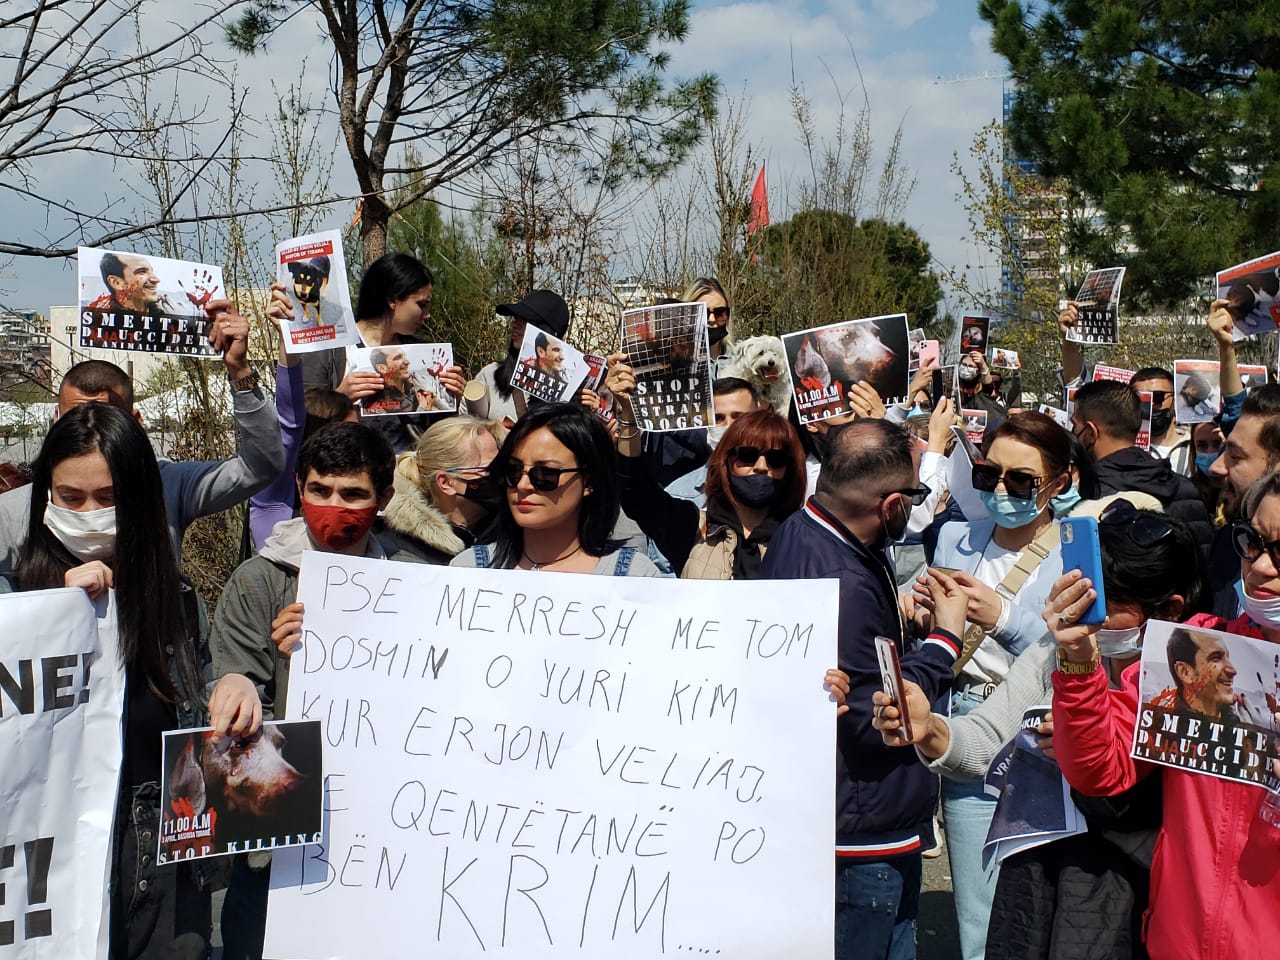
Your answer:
[971,461,1043,500]
[881,483,932,507]
[499,461,584,492]
[1147,390,1172,405]
[1231,522,1280,569]
[709,305,731,322]
[731,445,789,469]
[1099,498,1175,548]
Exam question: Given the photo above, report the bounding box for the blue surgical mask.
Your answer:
[1195,452,1219,477]
[1050,484,1082,516]
[978,490,1044,529]
[907,405,927,419]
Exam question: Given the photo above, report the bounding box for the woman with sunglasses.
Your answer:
[1051,472,1280,959]
[876,495,1200,958]
[448,403,662,576]
[378,416,507,564]
[605,350,806,578]
[682,277,735,376]
[906,411,1072,960]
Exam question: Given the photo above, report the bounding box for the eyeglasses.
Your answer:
[709,306,731,322]
[498,461,584,492]
[880,484,932,507]
[1099,498,1175,547]
[1231,522,1280,569]
[1147,390,1172,405]
[442,465,490,477]
[731,445,789,469]
[971,461,1043,500]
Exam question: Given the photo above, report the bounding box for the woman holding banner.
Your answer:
[449,403,662,576]
[16,403,213,959]
[604,353,806,579]
[1052,472,1280,957]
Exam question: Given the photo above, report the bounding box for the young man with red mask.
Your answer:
[206,420,394,960]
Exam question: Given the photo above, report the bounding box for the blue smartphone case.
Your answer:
[1059,516,1107,625]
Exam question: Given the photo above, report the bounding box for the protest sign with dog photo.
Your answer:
[782,314,910,425]
[1218,250,1280,341]
[1173,360,1221,424]
[77,245,221,357]
[275,231,359,353]
[158,720,323,863]
[348,343,457,416]
[620,301,713,431]
[990,347,1020,370]
[1067,267,1125,345]
[509,324,590,405]
[1131,620,1280,790]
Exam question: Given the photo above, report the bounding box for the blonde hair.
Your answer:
[680,277,734,339]
[405,415,506,507]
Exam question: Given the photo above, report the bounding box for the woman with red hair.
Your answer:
[606,354,806,579]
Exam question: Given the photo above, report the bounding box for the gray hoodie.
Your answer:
[210,517,384,720]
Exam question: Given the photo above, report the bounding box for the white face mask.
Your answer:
[1096,625,1142,658]
[707,423,728,451]
[44,500,117,562]
[1242,585,1280,629]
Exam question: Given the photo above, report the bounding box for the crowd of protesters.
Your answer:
[6,251,1280,960]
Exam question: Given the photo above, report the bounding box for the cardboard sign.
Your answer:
[264,555,839,959]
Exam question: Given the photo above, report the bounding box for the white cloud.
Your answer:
[871,0,938,31]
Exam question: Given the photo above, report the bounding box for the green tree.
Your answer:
[228,0,719,266]
[982,0,1280,304]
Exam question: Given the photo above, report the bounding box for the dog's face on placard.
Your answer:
[170,728,305,819]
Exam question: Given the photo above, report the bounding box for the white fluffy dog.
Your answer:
[723,335,793,415]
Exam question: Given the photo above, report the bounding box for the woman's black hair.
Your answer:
[19,404,184,699]
[355,253,434,321]
[1099,507,1204,619]
[487,403,619,568]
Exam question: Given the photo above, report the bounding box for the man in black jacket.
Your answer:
[1071,380,1213,554]
[763,419,961,960]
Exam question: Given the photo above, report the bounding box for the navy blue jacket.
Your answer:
[762,497,958,858]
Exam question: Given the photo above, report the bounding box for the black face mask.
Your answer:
[729,472,779,508]
[459,473,504,513]
[1150,407,1174,438]
[708,325,729,346]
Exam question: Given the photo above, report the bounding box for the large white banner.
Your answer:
[265,554,838,959]
[0,589,124,960]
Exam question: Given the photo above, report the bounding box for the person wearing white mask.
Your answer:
[873,494,1199,959]
[1051,472,1280,959]
[16,403,257,959]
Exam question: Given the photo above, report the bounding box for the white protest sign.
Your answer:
[0,588,124,960]
[265,554,837,959]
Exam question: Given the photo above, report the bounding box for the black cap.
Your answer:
[287,255,331,278]
[496,290,570,338]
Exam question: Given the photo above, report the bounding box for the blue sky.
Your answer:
[0,0,1008,317]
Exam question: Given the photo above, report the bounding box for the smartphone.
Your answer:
[873,636,913,741]
[1059,516,1107,625]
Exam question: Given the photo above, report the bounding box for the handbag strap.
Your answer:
[953,521,1060,678]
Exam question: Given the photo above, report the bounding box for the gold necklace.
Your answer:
[522,543,583,570]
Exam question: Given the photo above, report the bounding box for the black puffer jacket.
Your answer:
[1092,447,1213,558]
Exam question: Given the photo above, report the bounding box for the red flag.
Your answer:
[747,164,769,234]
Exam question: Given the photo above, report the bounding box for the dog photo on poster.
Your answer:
[620,301,713,431]
[1067,267,1125,345]
[276,230,359,353]
[1218,250,1280,341]
[158,720,323,863]
[782,314,910,424]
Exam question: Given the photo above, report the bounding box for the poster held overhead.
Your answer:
[782,314,909,425]
[348,343,458,416]
[275,231,359,353]
[1217,250,1280,341]
[1067,267,1125,345]
[1173,360,1221,424]
[77,245,222,357]
[959,315,990,354]
[620,302,713,432]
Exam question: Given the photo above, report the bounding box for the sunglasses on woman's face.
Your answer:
[708,306,731,322]
[1231,522,1280,569]
[731,445,788,469]
[971,461,1042,500]
[498,461,583,492]
[1099,498,1175,547]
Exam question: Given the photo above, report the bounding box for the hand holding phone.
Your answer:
[1059,516,1107,625]
[874,636,914,741]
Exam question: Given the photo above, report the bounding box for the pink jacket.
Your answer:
[1053,614,1280,959]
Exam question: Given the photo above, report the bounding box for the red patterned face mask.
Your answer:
[301,500,378,551]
